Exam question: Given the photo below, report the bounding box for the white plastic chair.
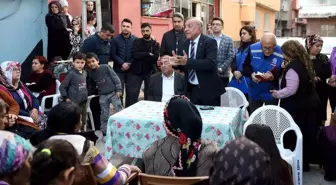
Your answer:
[243,105,303,185]
[221,87,249,135]
[40,80,61,113]
[84,95,99,131]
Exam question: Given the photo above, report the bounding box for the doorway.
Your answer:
[101,0,112,24]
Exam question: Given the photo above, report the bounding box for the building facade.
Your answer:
[298,0,336,36]
[66,0,220,43]
[221,0,281,42]
[275,0,307,37]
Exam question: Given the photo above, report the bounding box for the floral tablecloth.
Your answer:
[105,101,241,159]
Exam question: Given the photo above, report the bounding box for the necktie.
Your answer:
[175,32,179,53]
[188,41,196,81]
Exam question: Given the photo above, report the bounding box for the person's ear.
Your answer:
[62,166,75,182]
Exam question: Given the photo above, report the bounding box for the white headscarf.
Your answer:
[0,61,21,87]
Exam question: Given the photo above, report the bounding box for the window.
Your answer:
[141,0,172,17]
[263,13,270,32]
[320,24,336,37]
[255,10,261,29]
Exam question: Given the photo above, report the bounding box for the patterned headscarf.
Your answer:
[281,40,315,86]
[0,61,21,89]
[210,137,271,185]
[305,34,323,50]
[163,95,202,177]
[0,131,32,177]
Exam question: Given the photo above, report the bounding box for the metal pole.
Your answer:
[82,0,87,40]
[82,0,102,40]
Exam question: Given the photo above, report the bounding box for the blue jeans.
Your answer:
[99,92,123,134]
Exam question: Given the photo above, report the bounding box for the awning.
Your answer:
[299,6,336,18]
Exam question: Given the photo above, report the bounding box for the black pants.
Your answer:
[188,83,220,106]
[329,86,336,113]
[127,74,151,107]
[316,82,329,122]
[220,77,229,88]
[249,98,278,114]
[116,72,132,107]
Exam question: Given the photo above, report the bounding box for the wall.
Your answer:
[0,0,48,63]
[306,18,336,35]
[221,0,245,41]
[255,5,276,38]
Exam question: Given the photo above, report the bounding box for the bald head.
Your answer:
[184,17,203,40]
[261,33,277,56]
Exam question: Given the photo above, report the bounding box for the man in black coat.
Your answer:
[171,17,225,106]
[160,13,186,57]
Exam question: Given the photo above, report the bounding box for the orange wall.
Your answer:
[221,0,280,41]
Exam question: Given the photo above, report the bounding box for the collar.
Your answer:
[213,33,224,39]
[191,34,201,44]
[162,72,174,80]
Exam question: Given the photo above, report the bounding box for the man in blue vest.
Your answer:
[242,33,283,113]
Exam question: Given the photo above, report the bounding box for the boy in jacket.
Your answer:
[60,52,88,127]
[86,52,123,135]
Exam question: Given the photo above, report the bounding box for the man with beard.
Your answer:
[110,18,137,107]
[160,13,186,57]
[129,23,160,106]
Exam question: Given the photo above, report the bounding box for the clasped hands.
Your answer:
[169,51,188,66]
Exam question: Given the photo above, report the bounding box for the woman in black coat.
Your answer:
[46,1,72,62]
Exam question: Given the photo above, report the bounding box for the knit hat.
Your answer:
[0,131,32,176]
[59,0,69,7]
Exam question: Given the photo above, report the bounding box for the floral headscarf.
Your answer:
[209,137,271,185]
[163,95,202,177]
[305,34,323,50]
[0,131,32,178]
[281,40,315,86]
[0,61,21,89]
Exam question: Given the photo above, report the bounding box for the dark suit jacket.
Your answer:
[147,72,185,102]
[178,34,225,100]
[160,29,186,56]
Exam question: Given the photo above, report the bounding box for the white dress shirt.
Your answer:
[214,34,222,49]
[188,34,201,85]
[161,72,175,103]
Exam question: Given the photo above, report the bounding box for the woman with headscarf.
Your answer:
[46,1,72,62]
[245,124,293,185]
[30,102,141,185]
[270,40,320,171]
[0,130,32,185]
[143,95,218,176]
[209,137,272,185]
[0,61,41,139]
[305,34,331,126]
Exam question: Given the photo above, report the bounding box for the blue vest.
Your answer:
[229,47,250,95]
[249,42,283,101]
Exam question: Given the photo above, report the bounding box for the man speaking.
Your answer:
[171,17,225,106]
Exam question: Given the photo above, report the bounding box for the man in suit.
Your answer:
[160,13,186,60]
[147,55,184,102]
[209,17,234,87]
[171,17,225,106]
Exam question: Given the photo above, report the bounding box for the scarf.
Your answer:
[209,137,271,185]
[163,95,202,176]
[0,61,33,109]
[305,34,323,50]
[0,131,32,177]
[48,1,68,28]
[281,40,315,87]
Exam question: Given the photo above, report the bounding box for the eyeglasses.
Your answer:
[262,46,275,51]
[211,23,222,26]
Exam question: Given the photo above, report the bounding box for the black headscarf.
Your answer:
[163,95,202,177]
[210,137,272,185]
[47,1,68,28]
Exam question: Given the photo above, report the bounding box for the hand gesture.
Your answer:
[116,91,122,98]
[234,71,242,80]
[270,90,278,98]
[122,63,130,71]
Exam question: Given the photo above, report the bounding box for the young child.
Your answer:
[59,52,88,127]
[30,139,81,185]
[85,52,122,135]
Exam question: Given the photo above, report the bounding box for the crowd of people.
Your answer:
[1,0,336,184]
